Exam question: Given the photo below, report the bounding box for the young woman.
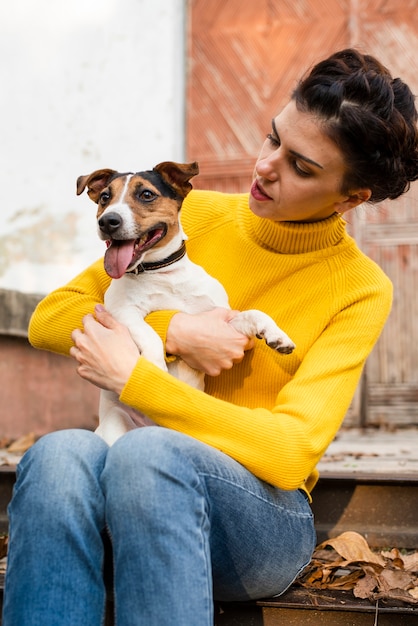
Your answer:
[3,49,418,625]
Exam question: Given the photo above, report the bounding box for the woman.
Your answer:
[3,49,418,625]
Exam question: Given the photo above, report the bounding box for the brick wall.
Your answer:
[0,289,99,438]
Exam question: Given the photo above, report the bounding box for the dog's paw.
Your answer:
[230,310,295,355]
[267,338,296,354]
[257,332,296,354]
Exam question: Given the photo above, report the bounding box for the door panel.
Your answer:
[186,0,349,191]
[186,0,418,425]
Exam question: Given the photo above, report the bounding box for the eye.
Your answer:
[139,189,157,202]
[292,160,312,178]
[266,132,280,147]
[99,191,111,204]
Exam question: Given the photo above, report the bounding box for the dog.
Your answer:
[77,161,295,445]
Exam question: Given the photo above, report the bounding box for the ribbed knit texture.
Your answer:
[29,190,393,495]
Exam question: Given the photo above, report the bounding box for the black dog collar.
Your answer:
[127,241,187,275]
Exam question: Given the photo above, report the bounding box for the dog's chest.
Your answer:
[104,260,229,316]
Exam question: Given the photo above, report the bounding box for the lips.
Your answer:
[250,180,272,202]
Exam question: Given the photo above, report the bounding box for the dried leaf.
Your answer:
[354,573,377,599]
[317,531,385,567]
[7,432,36,453]
[0,451,24,466]
[378,568,414,592]
[380,548,405,569]
[373,588,418,604]
[327,570,363,590]
[402,553,418,573]
[311,548,342,563]
[298,531,418,607]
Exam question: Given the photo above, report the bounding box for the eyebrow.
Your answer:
[271,118,324,170]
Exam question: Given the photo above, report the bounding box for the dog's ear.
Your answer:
[153,161,199,199]
[76,169,118,202]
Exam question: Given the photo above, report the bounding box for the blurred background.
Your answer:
[1,0,418,434]
[0,0,185,293]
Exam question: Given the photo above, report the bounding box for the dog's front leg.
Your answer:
[109,305,169,372]
[229,310,295,354]
[126,320,169,372]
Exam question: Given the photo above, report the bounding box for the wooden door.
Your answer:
[186,0,350,191]
[186,0,418,426]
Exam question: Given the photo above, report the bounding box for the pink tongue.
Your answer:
[104,240,136,279]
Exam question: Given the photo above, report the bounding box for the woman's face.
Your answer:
[249,101,367,222]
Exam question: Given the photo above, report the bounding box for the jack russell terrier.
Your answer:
[77,161,295,445]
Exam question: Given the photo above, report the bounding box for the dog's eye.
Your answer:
[100,191,110,204]
[139,189,157,202]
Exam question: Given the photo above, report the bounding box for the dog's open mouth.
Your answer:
[104,224,167,279]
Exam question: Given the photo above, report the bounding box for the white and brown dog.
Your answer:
[77,161,295,445]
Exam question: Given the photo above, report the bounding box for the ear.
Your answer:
[336,188,372,214]
[76,169,118,203]
[153,161,199,199]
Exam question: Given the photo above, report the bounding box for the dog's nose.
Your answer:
[98,212,122,234]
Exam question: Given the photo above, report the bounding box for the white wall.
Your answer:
[0,0,185,294]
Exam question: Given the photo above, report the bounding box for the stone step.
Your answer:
[312,473,418,549]
[215,588,418,624]
[1,583,415,625]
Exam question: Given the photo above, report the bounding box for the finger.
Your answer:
[82,312,109,335]
[94,304,119,329]
[71,328,83,345]
[244,337,255,351]
[69,345,81,361]
[225,309,242,321]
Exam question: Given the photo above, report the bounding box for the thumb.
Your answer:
[225,308,242,323]
[94,303,118,328]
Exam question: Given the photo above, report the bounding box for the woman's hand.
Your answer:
[166,308,254,376]
[70,304,140,394]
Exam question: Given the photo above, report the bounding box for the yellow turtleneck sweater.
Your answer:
[28,190,392,496]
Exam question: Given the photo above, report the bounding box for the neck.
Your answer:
[240,207,347,254]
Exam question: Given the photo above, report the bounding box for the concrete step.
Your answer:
[1,582,416,625]
[312,473,418,549]
[216,588,418,624]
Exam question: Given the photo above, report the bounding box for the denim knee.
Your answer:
[102,428,205,506]
[11,429,108,515]
[104,428,202,479]
[18,428,106,476]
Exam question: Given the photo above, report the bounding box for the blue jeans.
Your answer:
[2,427,315,625]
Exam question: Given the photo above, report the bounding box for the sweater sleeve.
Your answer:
[28,258,111,356]
[28,259,179,357]
[119,281,392,492]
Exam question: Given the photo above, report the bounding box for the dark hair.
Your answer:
[292,48,418,202]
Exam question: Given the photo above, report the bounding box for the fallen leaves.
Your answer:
[298,531,418,606]
[6,432,36,453]
[0,432,36,466]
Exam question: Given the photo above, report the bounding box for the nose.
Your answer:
[255,149,281,181]
[98,211,122,235]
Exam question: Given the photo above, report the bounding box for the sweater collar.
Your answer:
[239,201,348,254]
